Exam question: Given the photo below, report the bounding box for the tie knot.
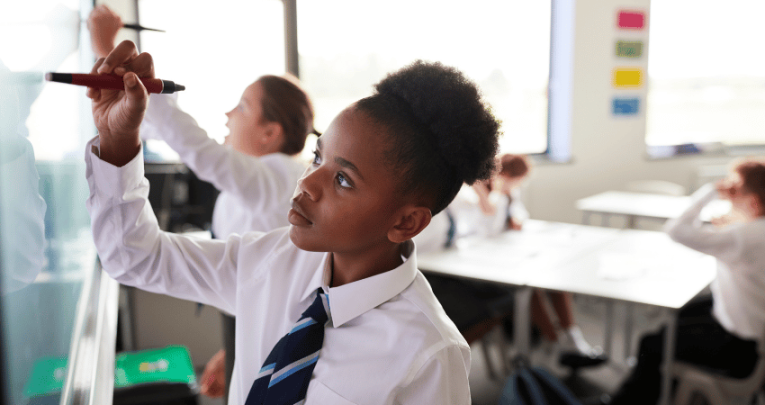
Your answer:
[301,288,330,326]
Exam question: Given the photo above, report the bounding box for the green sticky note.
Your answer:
[616,41,643,58]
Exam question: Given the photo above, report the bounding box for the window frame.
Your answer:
[288,0,569,162]
[643,1,765,159]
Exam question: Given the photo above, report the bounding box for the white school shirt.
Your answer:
[142,94,306,237]
[414,186,526,254]
[664,183,765,339]
[84,138,471,405]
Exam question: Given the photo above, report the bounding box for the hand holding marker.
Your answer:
[45,72,185,94]
[121,23,165,33]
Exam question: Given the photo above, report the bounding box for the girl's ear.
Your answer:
[262,121,283,143]
[260,122,286,154]
[388,205,432,244]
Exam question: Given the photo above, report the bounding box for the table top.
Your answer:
[575,191,730,221]
[417,220,716,309]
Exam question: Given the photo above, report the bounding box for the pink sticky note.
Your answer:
[618,11,645,29]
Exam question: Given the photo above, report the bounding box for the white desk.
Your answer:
[576,191,730,227]
[417,220,716,405]
[418,221,618,286]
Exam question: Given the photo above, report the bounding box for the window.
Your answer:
[296,0,553,156]
[138,0,285,159]
[1,0,96,403]
[646,0,765,151]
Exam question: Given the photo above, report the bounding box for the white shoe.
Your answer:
[558,326,600,356]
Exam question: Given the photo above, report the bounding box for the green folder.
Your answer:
[23,356,68,399]
[114,345,197,388]
[23,345,196,401]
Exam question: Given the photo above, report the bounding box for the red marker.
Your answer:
[45,72,185,94]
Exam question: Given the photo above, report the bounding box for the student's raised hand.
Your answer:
[472,179,491,198]
[509,218,523,231]
[86,40,153,167]
[715,178,735,200]
[472,180,497,216]
[87,5,122,59]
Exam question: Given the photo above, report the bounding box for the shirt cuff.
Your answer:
[85,136,145,198]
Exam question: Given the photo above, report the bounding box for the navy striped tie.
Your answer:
[245,288,330,405]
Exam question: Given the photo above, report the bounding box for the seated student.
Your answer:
[85,41,501,404]
[412,155,520,341]
[417,154,597,358]
[470,153,530,235]
[413,153,527,251]
[609,157,765,405]
[492,155,597,358]
[87,6,317,398]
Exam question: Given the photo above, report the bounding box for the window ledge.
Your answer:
[529,152,575,166]
[645,143,765,161]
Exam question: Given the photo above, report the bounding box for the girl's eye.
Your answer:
[311,150,321,166]
[336,172,352,188]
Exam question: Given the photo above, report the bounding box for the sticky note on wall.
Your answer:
[616,41,643,58]
[612,98,640,115]
[613,68,642,87]
[618,11,645,29]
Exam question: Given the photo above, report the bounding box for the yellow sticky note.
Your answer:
[613,68,642,87]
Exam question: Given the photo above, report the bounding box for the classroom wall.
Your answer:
[130,289,224,370]
[525,0,739,224]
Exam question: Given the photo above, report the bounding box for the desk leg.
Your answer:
[513,287,533,367]
[603,300,613,357]
[627,215,637,229]
[118,285,137,351]
[623,304,634,362]
[658,308,678,405]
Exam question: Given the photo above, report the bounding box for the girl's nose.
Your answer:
[296,166,322,201]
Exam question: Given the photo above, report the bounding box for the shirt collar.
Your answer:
[304,241,418,328]
[300,252,330,302]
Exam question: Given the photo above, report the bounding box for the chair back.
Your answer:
[714,326,765,398]
[674,326,765,405]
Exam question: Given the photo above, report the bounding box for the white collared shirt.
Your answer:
[414,186,528,254]
[84,138,471,405]
[664,183,765,339]
[142,94,306,237]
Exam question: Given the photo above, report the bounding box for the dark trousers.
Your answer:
[610,297,758,405]
[424,274,515,331]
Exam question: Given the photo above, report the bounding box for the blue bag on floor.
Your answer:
[499,367,582,405]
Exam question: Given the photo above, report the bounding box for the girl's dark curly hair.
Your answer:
[356,60,501,215]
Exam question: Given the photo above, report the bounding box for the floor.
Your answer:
[197,295,671,405]
[468,296,666,405]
